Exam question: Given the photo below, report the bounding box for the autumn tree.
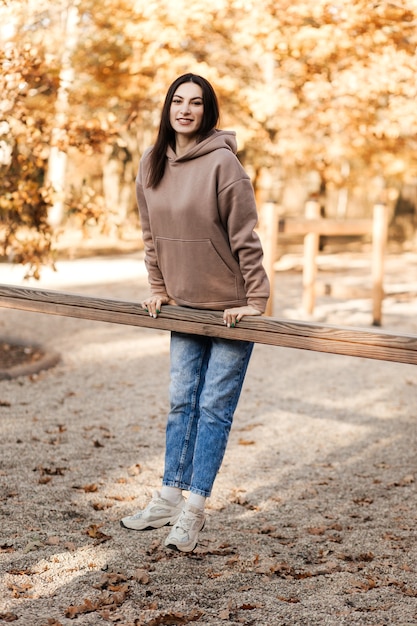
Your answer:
[242,0,417,213]
[0,2,58,277]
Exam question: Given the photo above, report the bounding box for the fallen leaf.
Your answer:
[207,570,223,579]
[7,568,32,575]
[91,501,113,510]
[46,536,60,546]
[146,539,162,555]
[0,544,15,553]
[23,540,44,553]
[65,585,130,619]
[258,525,278,535]
[93,572,128,590]
[37,466,67,476]
[197,544,237,557]
[348,577,378,592]
[387,474,415,487]
[8,582,33,598]
[133,569,151,584]
[218,607,230,620]
[237,423,262,431]
[65,598,97,619]
[134,609,203,625]
[226,554,240,565]
[45,424,67,434]
[82,483,99,492]
[39,476,52,485]
[108,494,134,501]
[307,526,326,535]
[352,497,373,505]
[402,586,417,597]
[0,491,18,501]
[0,612,18,622]
[127,463,141,476]
[85,524,112,544]
[268,561,312,580]
[383,533,403,542]
[337,552,374,563]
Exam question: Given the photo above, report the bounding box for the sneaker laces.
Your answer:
[176,508,200,533]
[129,511,144,520]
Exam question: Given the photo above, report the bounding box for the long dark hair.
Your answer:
[147,73,220,188]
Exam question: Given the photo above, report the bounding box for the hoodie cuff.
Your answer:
[247,297,269,314]
[150,287,169,300]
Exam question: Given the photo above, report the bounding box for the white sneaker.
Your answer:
[164,503,206,552]
[120,491,184,531]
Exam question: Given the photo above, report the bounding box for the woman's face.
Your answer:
[169,82,204,140]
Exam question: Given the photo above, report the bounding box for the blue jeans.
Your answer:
[163,332,254,497]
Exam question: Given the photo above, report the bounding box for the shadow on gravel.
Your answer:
[0,337,60,380]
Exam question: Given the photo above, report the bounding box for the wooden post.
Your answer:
[371,203,388,326]
[302,199,321,315]
[260,201,279,317]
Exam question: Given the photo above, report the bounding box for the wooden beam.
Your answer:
[278,218,373,236]
[0,284,416,365]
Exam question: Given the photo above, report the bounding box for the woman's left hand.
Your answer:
[223,305,262,328]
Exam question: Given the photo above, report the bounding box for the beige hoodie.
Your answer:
[136,129,270,312]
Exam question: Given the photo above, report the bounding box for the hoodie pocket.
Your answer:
[155,237,239,304]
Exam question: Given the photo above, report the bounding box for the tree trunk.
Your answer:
[46,1,79,227]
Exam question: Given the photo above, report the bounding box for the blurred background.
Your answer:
[1,0,416,279]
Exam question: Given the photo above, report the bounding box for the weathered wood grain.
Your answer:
[0,284,416,365]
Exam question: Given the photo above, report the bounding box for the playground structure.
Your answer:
[260,200,388,325]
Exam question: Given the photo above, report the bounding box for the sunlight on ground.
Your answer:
[3,546,115,602]
[72,333,170,363]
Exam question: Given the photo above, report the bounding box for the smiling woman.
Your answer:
[120,73,270,553]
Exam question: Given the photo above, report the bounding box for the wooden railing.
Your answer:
[0,284,416,366]
[260,202,388,324]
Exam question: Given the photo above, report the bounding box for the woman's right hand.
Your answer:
[142,295,176,318]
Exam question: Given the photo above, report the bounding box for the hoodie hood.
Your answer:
[166,129,237,162]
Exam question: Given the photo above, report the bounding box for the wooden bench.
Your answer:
[0,284,415,366]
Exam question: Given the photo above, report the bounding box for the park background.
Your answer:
[1,0,417,279]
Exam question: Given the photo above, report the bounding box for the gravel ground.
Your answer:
[0,251,416,626]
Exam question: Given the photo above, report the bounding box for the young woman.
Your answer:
[121,73,270,552]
